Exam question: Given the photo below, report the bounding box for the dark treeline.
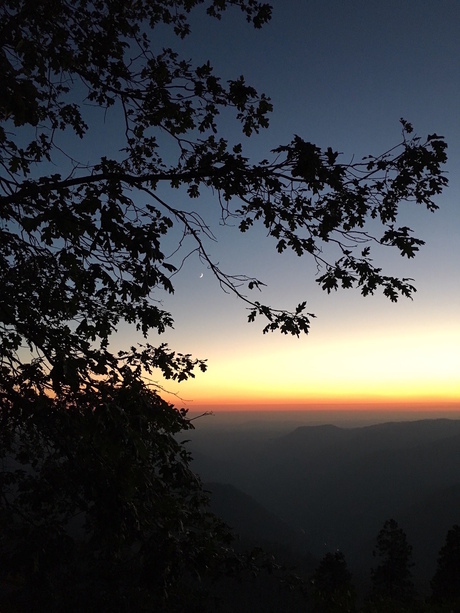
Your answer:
[210,517,460,612]
[304,519,460,612]
[191,418,460,611]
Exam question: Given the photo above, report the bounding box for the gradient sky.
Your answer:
[113,0,459,411]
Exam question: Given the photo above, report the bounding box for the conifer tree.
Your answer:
[311,551,356,613]
[431,524,460,606]
[370,519,415,606]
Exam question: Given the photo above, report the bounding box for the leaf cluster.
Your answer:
[0,379,241,611]
[1,1,449,393]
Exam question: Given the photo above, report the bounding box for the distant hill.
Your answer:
[205,481,299,547]
[204,482,316,613]
[205,481,317,569]
[190,418,460,595]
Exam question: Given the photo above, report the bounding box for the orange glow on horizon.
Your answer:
[164,392,460,413]
[154,311,460,413]
[159,366,460,410]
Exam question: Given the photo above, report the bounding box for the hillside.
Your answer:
[189,418,460,595]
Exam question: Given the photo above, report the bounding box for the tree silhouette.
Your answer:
[431,524,460,606]
[0,378,250,611]
[369,519,415,607]
[0,0,449,610]
[310,551,356,613]
[0,1,448,400]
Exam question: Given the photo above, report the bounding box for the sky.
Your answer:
[117,0,460,413]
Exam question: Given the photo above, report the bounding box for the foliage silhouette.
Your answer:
[0,378,252,611]
[0,1,448,397]
[0,0,449,610]
[430,524,460,606]
[369,519,415,607]
[310,550,356,613]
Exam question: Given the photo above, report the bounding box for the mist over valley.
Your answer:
[186,412,460,595]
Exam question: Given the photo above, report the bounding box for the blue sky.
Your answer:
[115,1,459,409]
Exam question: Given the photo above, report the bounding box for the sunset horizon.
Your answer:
[3,1,460,608]
[169,396,460,415]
